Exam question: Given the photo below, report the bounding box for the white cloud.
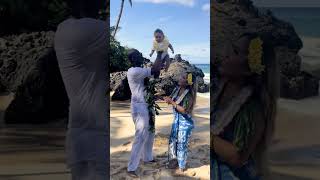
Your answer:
[174,42,210,63]
[202,3,210,13]
[158,16,172,22]
[134,0,195,7]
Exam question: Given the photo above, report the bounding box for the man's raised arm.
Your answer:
[151,58,163,78]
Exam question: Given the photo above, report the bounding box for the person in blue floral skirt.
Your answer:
[163,72,198,173]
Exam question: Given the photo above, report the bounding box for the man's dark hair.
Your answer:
[128,49,144,67]
[67,0,104,19]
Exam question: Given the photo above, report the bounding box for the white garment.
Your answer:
[54,17,108,169]
[127,67,154,171]
[127,67,151,104]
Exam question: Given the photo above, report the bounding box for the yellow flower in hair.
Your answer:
[187,73,193,85]
[248,37,265,74]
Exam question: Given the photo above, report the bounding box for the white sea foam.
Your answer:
[203,73,210,84]
[300,36,320,76]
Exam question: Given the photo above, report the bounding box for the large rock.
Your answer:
[280,72,319,100]
[110,52,209,101]
[110,71,131,101]
[0,31,69,123]
[158,55,208,96]
[212,0,319,99]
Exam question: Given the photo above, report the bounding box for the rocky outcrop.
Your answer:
[0,31,69,123]
[157,55,209,96]
[280,72,319,99]
[110,71,131,101]
[110,53,209,101]
[212,0,319,99]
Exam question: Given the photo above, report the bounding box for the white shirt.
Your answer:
[127,67,151,104]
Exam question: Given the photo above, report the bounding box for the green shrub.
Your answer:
[0,0,69,36]
[0,0,108,36]
[110,34,130,72]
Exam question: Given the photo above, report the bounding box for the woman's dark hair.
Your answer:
[67,0,104,19]
[154,29,164,35]
[238,32,279,175]
[185,72,198,114]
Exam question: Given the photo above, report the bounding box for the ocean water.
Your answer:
[265,7,320,73]
[195,64,210,84]
[266,8,320,38]
[195,64,210,98]
[191,8,320,96]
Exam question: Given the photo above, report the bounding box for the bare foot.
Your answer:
[175,168,186,176]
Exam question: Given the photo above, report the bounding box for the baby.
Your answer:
[149,29,174,71]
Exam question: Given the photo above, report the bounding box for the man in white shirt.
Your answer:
[126,49,162,177]
[54,0,108,179]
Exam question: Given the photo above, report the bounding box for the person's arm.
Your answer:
[151,56,163,78]
[150,50,155,57]
[164,56,171,72]
[212,108,265,167]
[168,44,174,54]
[163,95,193,114]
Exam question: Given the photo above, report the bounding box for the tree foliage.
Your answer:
[0,0,130,73]
[0,0,108,36]
[0,0,69,36]
[110,28,131,73]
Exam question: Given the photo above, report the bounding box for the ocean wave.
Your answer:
[203,73,210,83]
[300,36,320,73]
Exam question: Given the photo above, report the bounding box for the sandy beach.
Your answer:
[0,89,320,179]
[269,95,320,180]
[110,94,210,179]
[110,88,320,180]
[0,93,69,180]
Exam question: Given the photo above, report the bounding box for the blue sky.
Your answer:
[110,0,210,64]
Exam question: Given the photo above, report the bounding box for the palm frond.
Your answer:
[128,0,133,7]
[110,26,121,35]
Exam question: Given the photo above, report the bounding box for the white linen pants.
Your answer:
[127,103,155,171]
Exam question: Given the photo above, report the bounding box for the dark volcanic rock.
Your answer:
[110,51,209,101]
[110,71,131,101]
[0,32,69,123]
[158,59,207,96]
[275,47,302,76]
[212,0,318,98]
[280,72,319,100]
[0,82,4,92]
[110,71,127,91]
[198,83,210,93]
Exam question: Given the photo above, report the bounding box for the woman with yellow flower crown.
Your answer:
[211,33,279,179]
[163,72,198,173]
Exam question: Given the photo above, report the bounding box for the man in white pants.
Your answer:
[54,0,108,179]
[126,49,162,177]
